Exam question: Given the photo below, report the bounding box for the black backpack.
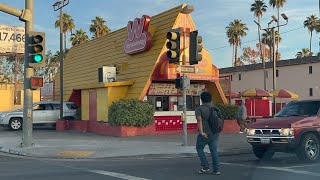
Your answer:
[204,105,224,133]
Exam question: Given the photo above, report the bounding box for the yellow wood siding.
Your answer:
[81,90,89,120]
[54,5,184,102]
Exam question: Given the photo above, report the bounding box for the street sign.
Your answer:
[176,65,196,73]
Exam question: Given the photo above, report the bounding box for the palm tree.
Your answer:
[303,15,319,53]
[226,20,248,66]
[55,13,75,50]
[296,48,313,58]
[269,0,286,58]
[251,0,267,63]
[89,16,110,38]
[262,29,281,61]
[70,29,89,46]
[226,30,236,66]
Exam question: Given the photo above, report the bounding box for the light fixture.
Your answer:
[281,13,288,21]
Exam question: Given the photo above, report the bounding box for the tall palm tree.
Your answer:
[70,29,89,46]
[55,13,75,50]
[269,0,286,58]
[296,48,312,58]
[226,20,248,66]
[251,0,268,62]
[262,29,281,61]
[303,15,319,53]
[89,16,110,38]
[226,30,236,66]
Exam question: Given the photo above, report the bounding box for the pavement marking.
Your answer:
[88,170,151,180]
[56,150,95,158]
[221,162,320,177]
[283,163,320,169]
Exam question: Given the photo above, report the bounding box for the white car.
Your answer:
[0,101,78,130]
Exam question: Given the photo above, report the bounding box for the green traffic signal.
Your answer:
[33,54,43,63]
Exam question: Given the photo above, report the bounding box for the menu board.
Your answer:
[148,83,206,96]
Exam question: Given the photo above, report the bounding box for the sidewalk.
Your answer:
[0,128,252,159]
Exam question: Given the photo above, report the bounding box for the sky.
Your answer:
[0,0,319,68]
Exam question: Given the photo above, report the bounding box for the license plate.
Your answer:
[261,138,271,144]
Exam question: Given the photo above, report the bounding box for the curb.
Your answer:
[0,147,252,159]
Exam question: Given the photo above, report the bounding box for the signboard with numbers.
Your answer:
[148,83,206,96]
[0,25,25,54]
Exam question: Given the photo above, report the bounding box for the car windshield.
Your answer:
[275,101,320,117]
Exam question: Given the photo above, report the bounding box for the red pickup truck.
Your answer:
[247,100,320,162]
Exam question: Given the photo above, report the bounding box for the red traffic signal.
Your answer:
[30,76,44,90]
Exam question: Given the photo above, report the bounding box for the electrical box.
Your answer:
[98,66,117,83]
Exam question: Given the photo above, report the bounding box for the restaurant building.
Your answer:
[54,4,227,132]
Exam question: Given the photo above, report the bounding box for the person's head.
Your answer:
[200,91,212,103]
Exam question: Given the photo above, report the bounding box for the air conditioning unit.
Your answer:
[98,66,117,83]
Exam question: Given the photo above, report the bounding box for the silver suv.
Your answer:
[0,101,78,130]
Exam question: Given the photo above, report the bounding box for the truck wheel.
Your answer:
[9,118,22,131]
[296,133,320,162]
[253,146,274,160]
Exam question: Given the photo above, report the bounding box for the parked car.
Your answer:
[246,99,320,162]
[0,101,78,130]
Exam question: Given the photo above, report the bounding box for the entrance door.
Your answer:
[89,90,97,121]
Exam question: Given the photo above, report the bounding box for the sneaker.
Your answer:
[198,167,210,174]
[212,171,221,175]
[239,131,244,134]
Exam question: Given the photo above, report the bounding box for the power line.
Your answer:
[207,26,304,51]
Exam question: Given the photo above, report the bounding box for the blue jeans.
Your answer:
[196,133,220,171]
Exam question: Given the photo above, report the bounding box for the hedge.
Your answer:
[214,103,238,120]
[108,99,155,127]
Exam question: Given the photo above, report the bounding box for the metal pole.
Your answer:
[22,0,33,147]
[59,8,64,120]
[272,28,277,116]
[182,27,187,146]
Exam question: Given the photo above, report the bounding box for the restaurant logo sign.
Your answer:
[124,15,152,55]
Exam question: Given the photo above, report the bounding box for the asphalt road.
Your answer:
[1,152,320,180]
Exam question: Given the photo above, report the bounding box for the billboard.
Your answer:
[0,25,25,54]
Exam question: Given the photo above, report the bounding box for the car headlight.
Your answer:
[0,113,6,118]
[247,129,255,136]
[280,128,294,136]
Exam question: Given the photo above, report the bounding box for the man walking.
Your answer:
[195,92,222,175]
[237,100,248,133]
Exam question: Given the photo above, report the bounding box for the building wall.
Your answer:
[54,5,184,102]
[224,62,320,102]
[0,83,40,112]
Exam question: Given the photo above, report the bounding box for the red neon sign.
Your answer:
[124,15,152,54]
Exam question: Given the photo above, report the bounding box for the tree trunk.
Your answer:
[14,55,18,104]
[258,17,263,63]
[310,31,313,54]
[232,42,235,67]
[235,40,238,67]
[64,32,67,53]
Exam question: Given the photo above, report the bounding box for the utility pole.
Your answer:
[272,28,277,116]
[53,0,69,120]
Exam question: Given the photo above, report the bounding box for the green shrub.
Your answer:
[214,103,238,120]
[108,99,155,127]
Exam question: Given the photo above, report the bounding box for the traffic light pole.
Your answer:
[22,0,34,147]
[182,28,187,146]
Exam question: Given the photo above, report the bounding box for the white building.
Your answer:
[219,56,320,102]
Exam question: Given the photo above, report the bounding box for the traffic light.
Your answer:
[166,28,180,64]
[175,77,182,89]
[29,31,46,68]
[30,76,44,90]
[189,30,203,65]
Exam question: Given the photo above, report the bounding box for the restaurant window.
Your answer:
[147,95,200,111]
[276,70,279,77]
[309,66,313,74]
[309,88,313,97]
[238,74,242,81]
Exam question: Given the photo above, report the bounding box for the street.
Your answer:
[1,151,320,180]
